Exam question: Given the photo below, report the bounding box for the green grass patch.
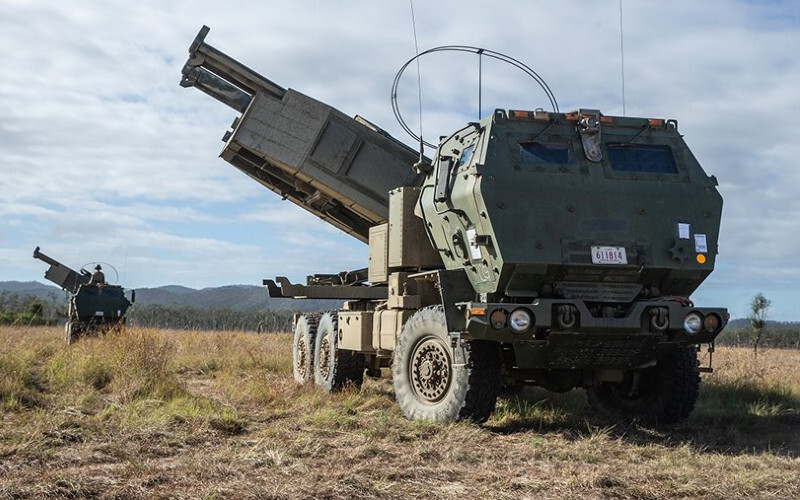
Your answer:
[695,370,800,424]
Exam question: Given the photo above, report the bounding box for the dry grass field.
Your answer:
[1,325,798,499]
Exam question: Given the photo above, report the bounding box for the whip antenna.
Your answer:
[619,0,626,116]
[477,48,484,120]
[409,0,425,165]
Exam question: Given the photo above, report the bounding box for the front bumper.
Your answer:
[459,298,727,370]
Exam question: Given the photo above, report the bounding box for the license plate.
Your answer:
[591,246,628,265]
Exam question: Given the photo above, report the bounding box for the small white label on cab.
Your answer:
[694,234,708,253]
[466,228,482,260]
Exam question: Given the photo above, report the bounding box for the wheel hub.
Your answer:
[318,334,331,380]
[410,338,451,403]
[297,337,308,379]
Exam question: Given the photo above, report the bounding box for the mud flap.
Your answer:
[433,269,474,335]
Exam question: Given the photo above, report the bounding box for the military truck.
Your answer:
[33,247,134,344]
[181,26,727,424]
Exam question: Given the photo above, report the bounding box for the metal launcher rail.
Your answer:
[32,246,90,293]
[181,26,424,243]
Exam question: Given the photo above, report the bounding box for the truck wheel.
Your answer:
[392,306,500,423]
[292,314,317,384]
[586,346,700,425]
[314,311,365,392]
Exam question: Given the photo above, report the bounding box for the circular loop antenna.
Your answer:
[391,45,560,149]
[81,262,120,284]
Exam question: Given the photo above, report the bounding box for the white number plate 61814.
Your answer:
[591,246,628,265]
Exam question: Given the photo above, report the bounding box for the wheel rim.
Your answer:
[318,333,331,382]
[409,335,452,403]
[296,336,308,379]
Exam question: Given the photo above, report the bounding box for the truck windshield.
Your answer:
[520,142,574,164]
[607,144,678,174]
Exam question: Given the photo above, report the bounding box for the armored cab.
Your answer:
[33,247,133,344]
[420,109,724,352]
[182,27,727,425]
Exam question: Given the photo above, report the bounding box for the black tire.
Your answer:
[586,346,701,425]
[392,306,500,423]
[292,314,317,384]
[313,311,365,392]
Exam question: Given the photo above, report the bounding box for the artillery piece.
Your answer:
[33,247,133,344]
[181,26,727,424]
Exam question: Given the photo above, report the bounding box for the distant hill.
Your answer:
[0,281,67,302]
[728,318,748,330]
[0,281,337,312]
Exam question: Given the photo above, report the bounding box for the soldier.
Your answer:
[90,265,105,285]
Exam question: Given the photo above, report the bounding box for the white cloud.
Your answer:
[1,1,799,319]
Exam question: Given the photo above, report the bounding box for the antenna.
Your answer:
[619,0,626,116]
[80,262,120,284]
[477,48,484,120]
[392,46,559,150]
[408,0,425,165]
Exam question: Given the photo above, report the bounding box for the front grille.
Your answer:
[546,336,657,369]
[554,281,642,303]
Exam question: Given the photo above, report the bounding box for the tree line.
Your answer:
[0,290,61,326]
[714,323,800,349]
[0,291,294,332]
[127,304,294,332]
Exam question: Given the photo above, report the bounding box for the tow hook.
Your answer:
[557,304,578,329]
[649,307,669,331]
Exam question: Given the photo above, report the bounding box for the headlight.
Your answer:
[683,312,703,334]
[489,309,508,329]
[509,308,532,333]
[703,314,721,333]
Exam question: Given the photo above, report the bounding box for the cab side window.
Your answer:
[458,144,476,168]
[607,144,678,174]
[519,142,574,165]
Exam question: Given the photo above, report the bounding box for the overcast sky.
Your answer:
[1,1,799,320]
